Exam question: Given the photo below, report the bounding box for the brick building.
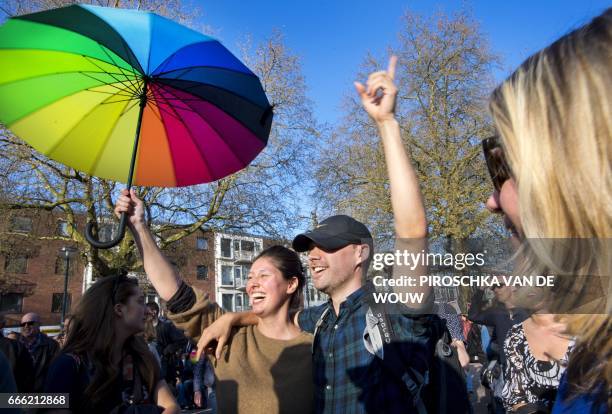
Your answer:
[0,210,328,327]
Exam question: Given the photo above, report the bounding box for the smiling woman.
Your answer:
[167,245,314,414]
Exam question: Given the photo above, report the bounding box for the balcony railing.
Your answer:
[234,278,247,291]
[233,250,257,264]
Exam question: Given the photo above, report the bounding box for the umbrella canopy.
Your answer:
[0,4,273,188]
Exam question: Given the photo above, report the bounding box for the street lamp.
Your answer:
[59,246,77,327]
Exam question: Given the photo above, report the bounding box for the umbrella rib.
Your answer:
[98,97,140,104]
[145,85,200,118]
[155,65,260,80]
[155,83,246,167]
[96,40,141,77]
[96,43,143,94]
[149,85,214,180]
[149,83,202,118]
[44,82,136,158]
[154,78,268,111]
[119,99,141,117]
[82,55,141,95]
[154,80,268,153]
[84,89,136,98]
[79,72,140,96]
[147,96,187,123]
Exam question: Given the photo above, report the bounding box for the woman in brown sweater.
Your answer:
[170,245,314,414]
[115,190,313,413]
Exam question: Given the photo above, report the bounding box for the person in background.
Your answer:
[55,316,72,348]
[143,315,162,368]
[484,8,611,414]
[0,312,34,392]
[43,275,179,414]
[501,287,573,413]
[175,351,195,409]
[461,313,490,414]
[19,312,59,392]
[461,313,487,365]
[434,301,470,367]
[468,284,527,366]
[146,301,188,391]
[193,355,216,412]
[468,281,528,413]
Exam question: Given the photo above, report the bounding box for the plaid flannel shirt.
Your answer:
[299,284,433,414]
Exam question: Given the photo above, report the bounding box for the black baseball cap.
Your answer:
[292,215,373,252]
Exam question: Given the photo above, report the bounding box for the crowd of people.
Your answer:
[0,8,610,414]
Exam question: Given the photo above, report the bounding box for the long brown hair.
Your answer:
[489,8,611,405]
[62,275,160,405]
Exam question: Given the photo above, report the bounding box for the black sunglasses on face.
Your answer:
[482,135,512,192]
[20,321,37,327]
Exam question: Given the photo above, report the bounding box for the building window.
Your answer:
[0,293,23,313]
[233,239,240,253]
[242,240,255,252]
[56,220,70,237]
[221,294,234,311]
[51,293,71,313]
[196,265,208,280]
[54,256,74,275]
[235,294,243,311]
[221,265,233,285]
[4,255,27,274]
[196,237,208,250]
[10,217,32,233]
[220,238,232,258]
[98,224,115,242]
[234,266,242,284]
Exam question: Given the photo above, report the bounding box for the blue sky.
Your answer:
[194,0,610,125]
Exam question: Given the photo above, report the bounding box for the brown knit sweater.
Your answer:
[168,287,314,414]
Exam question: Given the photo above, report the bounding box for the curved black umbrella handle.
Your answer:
[85,213,128,249]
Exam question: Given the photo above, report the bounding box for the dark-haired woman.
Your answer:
[43,275,179,414]
[115,189,313,414]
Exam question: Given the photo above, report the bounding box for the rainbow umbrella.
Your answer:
[0,4,273,248]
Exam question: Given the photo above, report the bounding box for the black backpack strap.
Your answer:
[364,297,428,414]
[311,307,332,355]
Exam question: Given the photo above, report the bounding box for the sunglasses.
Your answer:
[482,135,512,192]
[20,321,38,327]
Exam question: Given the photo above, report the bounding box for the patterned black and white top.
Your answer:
[502,323,573,412]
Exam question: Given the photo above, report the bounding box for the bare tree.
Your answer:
[315,9,502,247]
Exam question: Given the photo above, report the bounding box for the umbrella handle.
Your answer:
[84,213,128,249]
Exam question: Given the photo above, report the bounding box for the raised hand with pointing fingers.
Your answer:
[354,55,398,125]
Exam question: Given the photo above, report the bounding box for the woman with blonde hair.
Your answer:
[483,8,611,413]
